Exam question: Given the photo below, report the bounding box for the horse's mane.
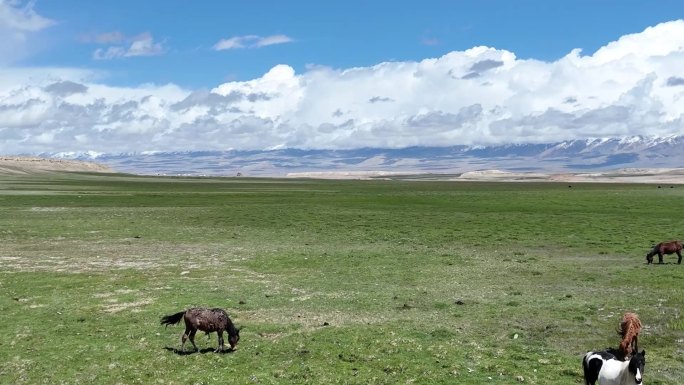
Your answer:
[226,318,239,336]
[618,312,642,356]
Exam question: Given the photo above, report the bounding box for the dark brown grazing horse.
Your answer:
[646,240,683,264]
[161,308,240,352]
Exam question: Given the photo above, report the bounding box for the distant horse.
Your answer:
[618,313,642,359]
[583,349,645,385]
[646,240,683,264]
[160,308,240,352]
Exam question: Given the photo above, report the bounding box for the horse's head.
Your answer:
[628,349,645,384]
[645,252,654,264]
[228,326,241,350]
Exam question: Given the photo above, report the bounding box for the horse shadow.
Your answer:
[163,347,235,355]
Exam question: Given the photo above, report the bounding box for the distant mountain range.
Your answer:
[38,135,684,177]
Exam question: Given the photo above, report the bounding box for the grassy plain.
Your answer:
[0,172,682,384]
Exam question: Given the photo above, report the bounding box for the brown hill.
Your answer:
[0,156,114,175]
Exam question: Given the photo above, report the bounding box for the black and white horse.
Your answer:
[583,349,645,385]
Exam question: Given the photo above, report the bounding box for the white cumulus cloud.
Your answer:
[0,0,55,64]
[2,20,684,155]
[0,0,55,31]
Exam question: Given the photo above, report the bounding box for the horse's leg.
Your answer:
[658,252,664,264]
[216,331,224,352]
[677,250,682,264]
[181,327,191,352]
[188,329,198,352]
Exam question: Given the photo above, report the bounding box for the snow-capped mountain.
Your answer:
[36,135,684,177]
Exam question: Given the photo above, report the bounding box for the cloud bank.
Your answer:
[2,20,684,155]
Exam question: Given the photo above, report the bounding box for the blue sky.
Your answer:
[2,0,684,155]
[23,0,684,87]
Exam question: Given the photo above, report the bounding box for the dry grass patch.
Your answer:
[102,298,155,314]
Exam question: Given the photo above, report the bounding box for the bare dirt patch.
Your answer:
[288,168,684,183]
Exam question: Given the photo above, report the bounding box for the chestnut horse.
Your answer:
[646,240,683,264]
[618,313,642,359]
[161,308,240,352]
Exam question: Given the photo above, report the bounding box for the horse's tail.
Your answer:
[582,352,601,385]
[160,310,186,327]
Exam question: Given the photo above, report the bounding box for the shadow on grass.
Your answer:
[163,347,236,355]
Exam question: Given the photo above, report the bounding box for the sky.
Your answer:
[2,0,684,155]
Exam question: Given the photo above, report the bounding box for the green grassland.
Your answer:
[0,173,682,384]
